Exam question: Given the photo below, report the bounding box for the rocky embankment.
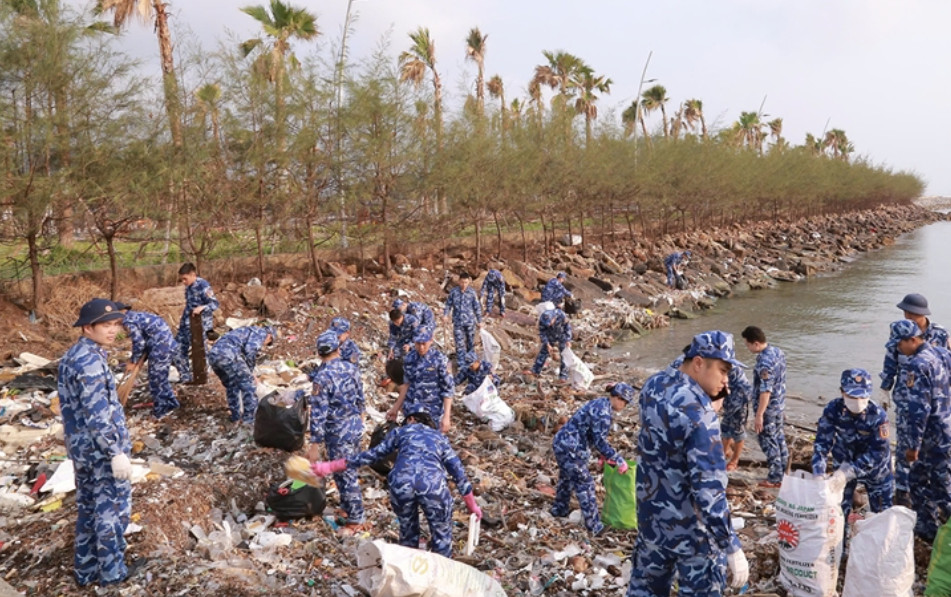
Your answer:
[0,202,944,597]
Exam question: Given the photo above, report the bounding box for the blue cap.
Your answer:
[461,351,479,367]
[897,293,930,316]
[890,320,923,341]
[413,327,434,344]
[556,272,567,279]
[316,330,340,355]
[608,382,636,403]
[330,317,351,333]
[684,250,691,257]
[840,368,872,398]
[392,298,406,310]
[73,298,127,327]
[263,325,277,341]
[684,330,746,369]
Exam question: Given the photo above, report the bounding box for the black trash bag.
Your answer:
[385,358,404,386]
[675,273,688,290]
[253,389,307,452]
[368,421,399,478]
[266,479,326,521]
[564,297,582,315]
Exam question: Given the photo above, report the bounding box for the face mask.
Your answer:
[844,397,869,414]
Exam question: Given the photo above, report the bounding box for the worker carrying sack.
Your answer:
[253,389,307,452]
[265,479,326,521]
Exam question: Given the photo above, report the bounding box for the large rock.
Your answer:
[615,289,652,308]
[262,293,288,318]
[587,276,614,292]
[240,285,267,308]
[501,269,525,289]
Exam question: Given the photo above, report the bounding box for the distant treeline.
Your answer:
[0,1,923,312]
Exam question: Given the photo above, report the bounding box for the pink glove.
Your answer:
[311,461,333,477]
[463,493,483,520]
[616,459,629,475]
[597,455,606,468]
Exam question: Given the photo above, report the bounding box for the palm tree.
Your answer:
[195,83,222,152]
[399,27,442,147]
[683,98,707,139]
[98,0,182,148]
[240,0,319,152]
[640,84,669,137]
[804,133,824,156]
[734,111,764,152]
[465,27,487,117]
[487,74,505,138]
[621,100,651,145]
[824,128,852,161]
[571,66,612,147]
[532,50,586,114]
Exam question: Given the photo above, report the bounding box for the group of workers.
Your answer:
[55,247,951,596]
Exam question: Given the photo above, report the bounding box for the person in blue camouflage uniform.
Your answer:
[121,309,179,418]
[551,383,634,535]
[530,306,572,381]
[453,351,501,395]
[541,271,572,306]
[663,251,691,287]
[442,272,483,367]
[394,298,436,333]
[311,411,482,557]
[880,293,949,396]
[329,317,362,366]
[721,365,752,471]
[387,309,420,359]
[306,331,366,528]
[480,269,506,317]
[742,325,788,488]
[889,319,951,540]
[387,328,455,433]
[174,263,219,383]
[58,299,134,587]
[812,368,893,521]
[628,331,749,597]
[207,325,274,423]
[671,352,751,471]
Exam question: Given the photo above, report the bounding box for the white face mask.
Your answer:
[844,397,869,414]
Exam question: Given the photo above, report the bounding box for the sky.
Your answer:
[73,0,951,196]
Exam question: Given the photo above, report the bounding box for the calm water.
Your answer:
[616,220,951,423]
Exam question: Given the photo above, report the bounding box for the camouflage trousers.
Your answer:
[453,324,477,367]
[74,459,132,587]
[147,348,179,418]
[209,356,257,423]
[326,417,365,524]
[757,413,788,484]
[627,537,728,597]
[910,455,951,541]
[551,440,603,534]
[842,474,893,520]
[388,476,454,557]
[484,286,504,316]
[532,340,568,380]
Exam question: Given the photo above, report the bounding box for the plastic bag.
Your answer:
[253,389,307,452]
[462,376,515,432]
[265,479,326,521]
[926,514,951,596]
[775,471,845,597]
[355,539,507,597]
[601,461,637,530]
[562,347,594,390]
[535,301,555,317]
[480,328,501,369]
[842,506,915,597]
[368,421,399,478]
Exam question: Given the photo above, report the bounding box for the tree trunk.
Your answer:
[305,217,323,281]
[516,213,527,262]
[254,223,265,280]
[153,0,182,149]
[27,231,43,317]
[579,210,586,250]
[106,234,118,300]
[474,216,481,264]
[493,210,502,258]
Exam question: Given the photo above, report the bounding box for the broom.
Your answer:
[117,360,145,407]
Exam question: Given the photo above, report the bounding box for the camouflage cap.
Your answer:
[840,368,872,399]
[316,330,340,355]
[684,330,747,369]
[890,319,923,341]
[392,298,406,310]
[608,382,636,403]
[461,351,479,367]
[413,327,434,344]
[330,317,351,333]
[556,272,567,279]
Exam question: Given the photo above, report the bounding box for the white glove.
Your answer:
[829,465,855,491]
[111,453,132,480]
[878,388,891,410]
[727,549,749,588]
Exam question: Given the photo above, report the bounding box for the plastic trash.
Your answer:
[462,377,515,432]
[842,506,914,597]
[355,539,507,597]
[480,328,501,369]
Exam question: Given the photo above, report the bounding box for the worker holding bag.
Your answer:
[550,383,635,536]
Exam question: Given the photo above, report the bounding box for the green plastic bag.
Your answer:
[601,461,637,530]
[926,518,951,596]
